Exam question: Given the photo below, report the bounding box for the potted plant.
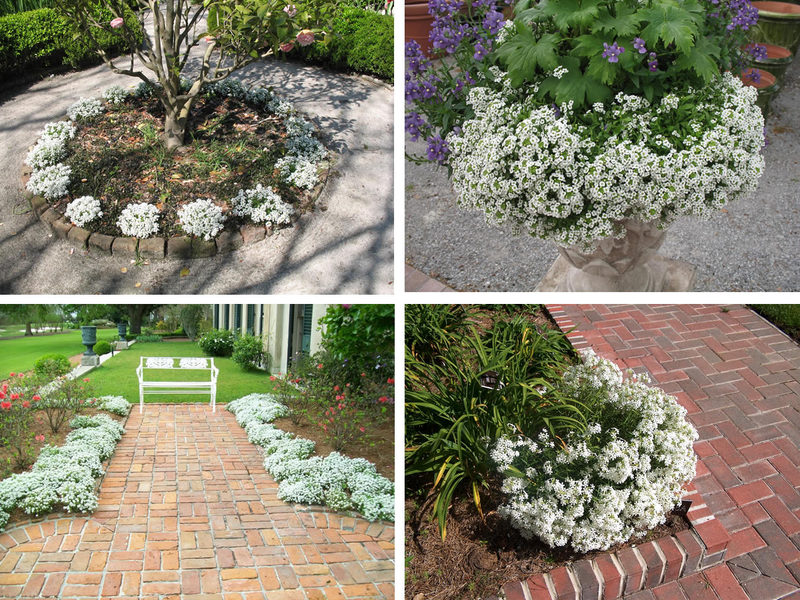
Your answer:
[406,0,766,291]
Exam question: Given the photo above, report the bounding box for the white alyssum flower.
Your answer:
[40,121,77,144]
[230,184,295,226]
[96,395,131,416]
[102,85,130,104]
[117,203,160,238]
[178,198,226,240]
[26,137,68,170]
[26,164,71,199]
[67,97,104,121]
[491,350,698,553]
[448,72,764,250]
[275,156,320,189]
[64,196,103,227]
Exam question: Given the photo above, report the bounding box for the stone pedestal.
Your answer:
[535,219,696,292]
[113,341,129,351]
[80,355,101,367]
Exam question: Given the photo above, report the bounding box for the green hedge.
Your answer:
[0,5,140,79]
[302,7,392,81]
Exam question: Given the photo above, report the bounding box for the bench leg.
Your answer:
[139,386,144,414]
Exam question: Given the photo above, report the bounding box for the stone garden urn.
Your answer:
[536,219,696,292]
[80,326,100,366]
[115,322,129,350]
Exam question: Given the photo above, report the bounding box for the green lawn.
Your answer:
[0,328,118,376]
[88,341,275,404]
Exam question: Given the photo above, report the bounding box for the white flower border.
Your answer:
[227,393,394,522]
[26,81,327,240]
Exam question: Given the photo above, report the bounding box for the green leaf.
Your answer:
[539,0,602,29]
[496,28,560,87]
[592,5,642,38]
[639,4,698,54]
[586,53,619,85]
[673,35,720,81]
[572,33,605,58]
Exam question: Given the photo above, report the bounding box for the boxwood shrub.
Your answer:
[301,7,392,81]
[0,4,140,79]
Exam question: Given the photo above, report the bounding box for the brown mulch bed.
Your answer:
[274,414,394,480]
[405,478,689,600]
[53,93,325,237]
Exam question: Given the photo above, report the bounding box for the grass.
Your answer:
[0,328,118,376]
[88,341,275,404]
[750,304,800,342]
[0,0,53,16]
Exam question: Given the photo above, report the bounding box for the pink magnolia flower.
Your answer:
[283,4,297,17]
[296,29,315,47]
[280,41,295,53]
[110,17,124,28]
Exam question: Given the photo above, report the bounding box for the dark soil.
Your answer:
[56,93,326,237]
[405,478,689,600]
[274,413,394,480]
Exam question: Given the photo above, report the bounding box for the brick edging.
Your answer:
[22,162,328,260]
[497,305,733,600]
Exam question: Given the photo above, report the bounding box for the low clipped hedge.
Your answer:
[0,4,140,79]
[301,7,392,81]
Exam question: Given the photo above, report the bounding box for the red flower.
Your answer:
[35,434,45,442]
[83,378,90,382]
[17,373,24,378]
[8,372,15,377]
[0,402,10,410]
[333,385,340,392]
[338,403,344,409]
[10,393,19,401]
[317,364,324,369]
[32,395,41,402]
[379,396,388,403]
[270,376,276,381]
[387,377,394,384]
[359,426,365,432]
[294,378,300,383]
[0,392,5,400]
[361,372,366,377]
[335,394,345,401]
[22,401,30,408]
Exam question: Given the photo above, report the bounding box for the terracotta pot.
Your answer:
[751,1,800,54]
[740,68,779,119]
[406,1,434,55]
[745,43,793,83]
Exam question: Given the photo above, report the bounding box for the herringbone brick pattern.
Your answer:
[547,304,800,600]
[0,404,394,599]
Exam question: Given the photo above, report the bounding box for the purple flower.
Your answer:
[428,0,463,15]
[728,0,759,30]
[405,112,428,141]
[426,134,449,164]
[602,42,624,63]
[473,40,490,60]
[482,9,504,35]
[746,43,768,61]
[633,37,647,54]
[746,68,761,83]
[647,51,658,72]
[405,40,428,74]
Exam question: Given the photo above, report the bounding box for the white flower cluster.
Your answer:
[230,184,295,227]
[26,163,71,200]
[95,395,131,416]
[65,196,103,227]
[117,202,160,238]
[67,97,104,121]
[491,351,698,553]
[0,410,125,527]
[448,72,764,249]
[26,137,68,171]
[178,198,226,240]
[102,85,130,104]
[274,115,327,190]
[41,120,77,144]
[227,393,394,521]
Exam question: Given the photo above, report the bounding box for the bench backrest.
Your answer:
[137,357,218,381]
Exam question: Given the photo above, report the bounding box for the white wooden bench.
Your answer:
[136,357,219,413]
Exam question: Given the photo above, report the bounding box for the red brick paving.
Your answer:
[0,404,394,599]
[546,305,800,599]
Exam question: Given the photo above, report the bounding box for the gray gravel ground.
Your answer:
[0,54,393,294]
[406,60,800,292]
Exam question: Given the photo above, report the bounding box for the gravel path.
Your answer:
[0,52,393,294]
[406,62,800,292]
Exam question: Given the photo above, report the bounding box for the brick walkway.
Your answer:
[545,305,800,600]
[0,405,394,600]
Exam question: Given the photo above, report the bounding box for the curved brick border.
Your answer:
[22,153,329,261]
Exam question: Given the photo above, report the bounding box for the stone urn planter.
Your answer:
[536,220,696,292]
[114,322,129,350]
[751,1,800,54]
[80,326,100,366]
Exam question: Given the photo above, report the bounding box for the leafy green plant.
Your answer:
[198,328,236,357]
[33,353,71,378]
[232,335,268,371]
[93,340,111,355]
[404,304,475,364]
[405,316,579,539]
[750,305,800,342]
[39,375,95,434]
[135,334,162,342]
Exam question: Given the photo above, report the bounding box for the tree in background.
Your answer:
[0,305,61,336]
[179,305,207,340]
[58,0,333,149]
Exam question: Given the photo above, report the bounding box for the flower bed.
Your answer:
[23,79,329,259]
[0,400,130,530]
[491,350,698,553]
[227,393,394,522]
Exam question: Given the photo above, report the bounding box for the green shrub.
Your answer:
[92,340,111,355]
[198,329,235,357]
[135,334,162,343]
[33,353,71,378]
[0,4,141,79]
[301,7,392,81]
[750,305,800,341]
[232,335,268,371]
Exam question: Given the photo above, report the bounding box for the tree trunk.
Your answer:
[24,322,32,336]
[164,110,187,150]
